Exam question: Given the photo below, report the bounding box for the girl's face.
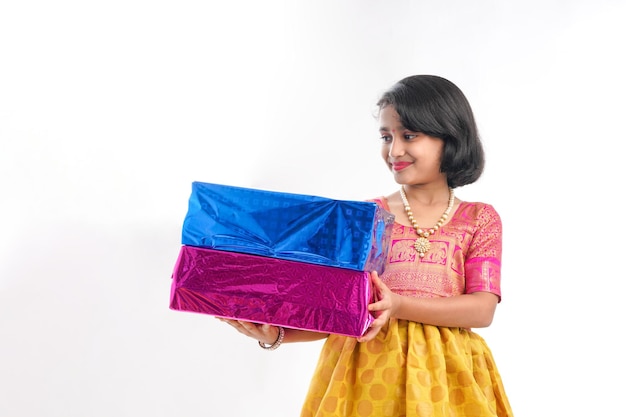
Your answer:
[379,105,446,186]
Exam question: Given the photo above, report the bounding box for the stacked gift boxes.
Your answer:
[170,181,395,337]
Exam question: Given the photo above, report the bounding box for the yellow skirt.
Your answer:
[300,319,513,417]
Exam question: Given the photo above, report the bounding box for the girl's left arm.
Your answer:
[358,272,499,343]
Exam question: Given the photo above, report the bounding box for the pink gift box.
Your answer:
[170,245,375,337]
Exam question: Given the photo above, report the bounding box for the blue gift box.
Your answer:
[181,181,395,273]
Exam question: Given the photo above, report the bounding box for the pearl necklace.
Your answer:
[399,186,455,258]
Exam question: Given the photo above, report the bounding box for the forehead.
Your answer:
[379,105,403,129]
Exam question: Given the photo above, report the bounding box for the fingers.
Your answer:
[234,320,260,337]
[217,318,278,344]
[217,317,253,333]
[357,307,390,342]
[368,272,395,316]
[359,272,393,343]
[357,318,385,342]
[370,271,390,292]
[368,292,392,312]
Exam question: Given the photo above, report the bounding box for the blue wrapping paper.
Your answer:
[181,182,395,273]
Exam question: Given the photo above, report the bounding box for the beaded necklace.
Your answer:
[399,186,455,258]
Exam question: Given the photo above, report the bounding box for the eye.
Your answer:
[379,134,392,143]
[404,133,419,140]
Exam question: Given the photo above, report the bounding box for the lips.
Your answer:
[391,161,412,171]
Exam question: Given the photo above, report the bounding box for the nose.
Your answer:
[388,137,405,158]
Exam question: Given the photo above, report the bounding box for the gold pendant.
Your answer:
[414,237,430,258]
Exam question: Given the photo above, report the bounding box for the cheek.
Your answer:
[436,143,445,164]
[428,141,445,163]
[380,145,389,161]
[428,150,444,168]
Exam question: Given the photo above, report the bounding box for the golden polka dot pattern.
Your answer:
[300,320,513,417]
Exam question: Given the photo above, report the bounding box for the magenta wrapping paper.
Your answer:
[170,245,375,337]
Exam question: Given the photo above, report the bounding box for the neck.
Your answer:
[401,185,452,206]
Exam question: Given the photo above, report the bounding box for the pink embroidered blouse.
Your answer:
[371,198,503,301]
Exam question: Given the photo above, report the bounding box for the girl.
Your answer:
[224,75,514,417]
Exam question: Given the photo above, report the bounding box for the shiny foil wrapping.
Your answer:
[181,182,395,274]
[170,245,375,337]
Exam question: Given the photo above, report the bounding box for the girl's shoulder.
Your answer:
[367,196,390,211]
[455,201,500,219]
[453,201,502,234]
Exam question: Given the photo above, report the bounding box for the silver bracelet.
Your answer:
[258,326,285,351]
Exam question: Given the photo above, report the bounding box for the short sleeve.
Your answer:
[464,204,503,301]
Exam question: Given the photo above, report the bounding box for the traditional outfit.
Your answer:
[300,199,514,417]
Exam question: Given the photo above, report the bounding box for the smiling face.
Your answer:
[379,105,446,187]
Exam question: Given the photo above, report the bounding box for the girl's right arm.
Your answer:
[220,318,329,345]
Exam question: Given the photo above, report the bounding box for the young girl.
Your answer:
[223,75,514,417]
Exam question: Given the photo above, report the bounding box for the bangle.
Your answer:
[258,326,285,351]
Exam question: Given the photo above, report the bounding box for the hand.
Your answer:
[218,318,280,345]
[357,271,396,343]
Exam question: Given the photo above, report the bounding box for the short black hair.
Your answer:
[377,75,485,188]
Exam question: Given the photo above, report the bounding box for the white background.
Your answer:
[1,1,624,416]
